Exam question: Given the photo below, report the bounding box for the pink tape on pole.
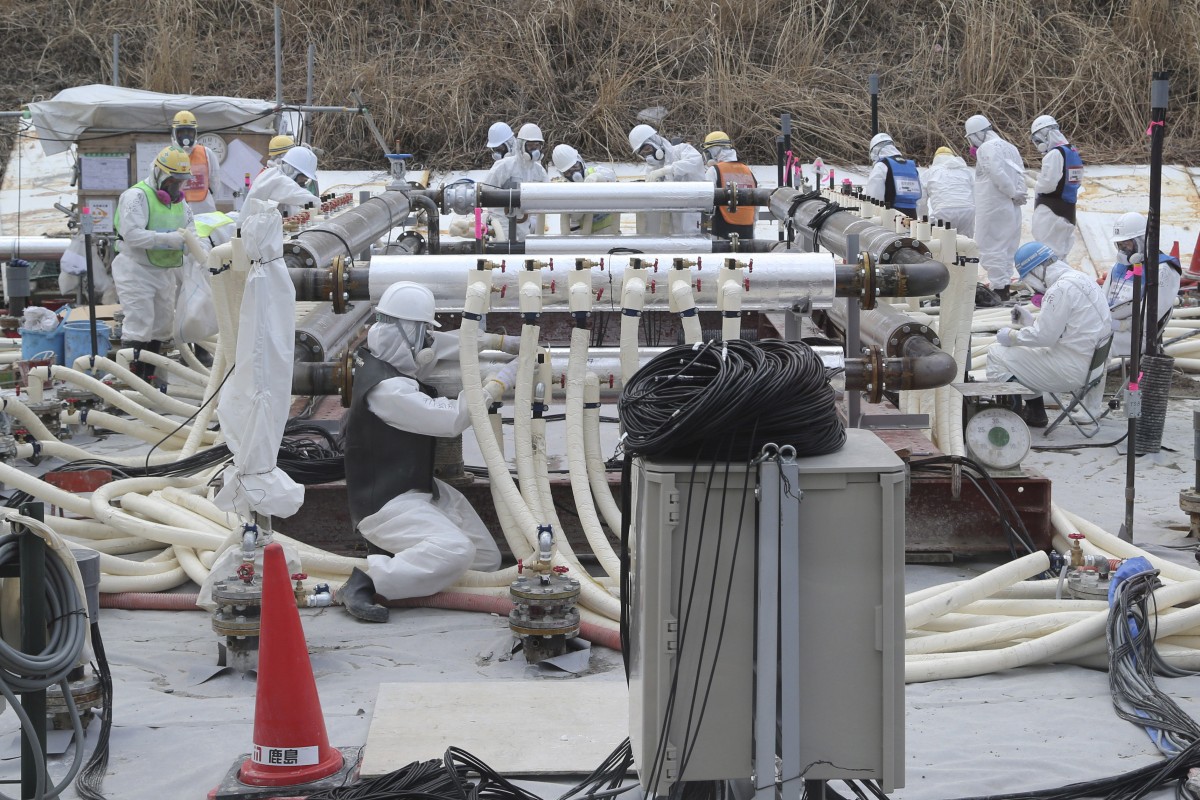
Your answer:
[1146,120,1164,136]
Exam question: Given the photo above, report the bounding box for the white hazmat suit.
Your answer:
[1032,127,1080,260]
[1105,256,1183,358]
[481,129,549,241]
[863,141,902,208]
[917,151,975,236]
[970,126,1028,290]
[633,128,706,235]
[986,259,1110,394]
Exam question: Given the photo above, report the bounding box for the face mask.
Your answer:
[156,189,173,206]
[969,146,978,158]
[566,166,584,183]
[174,128,196,149]
[1023,265,1047,294]
[528,149,543,164]
[491,147,507,162]
[1030,293,1044,308]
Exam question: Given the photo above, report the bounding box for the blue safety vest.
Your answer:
[883,157,921,216]
[1053,146,1083,204]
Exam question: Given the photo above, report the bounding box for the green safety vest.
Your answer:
[114,181,187,268]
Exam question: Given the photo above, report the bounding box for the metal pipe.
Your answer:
[407,192,441,255]
[0,237,70,261]
[461,182,772,215]
[1146,73,1169,356]
[869,74,879,136]
[436,237,782,256]
[274,5,283,106]
[283,190,412,269]
[826,299,940,358]
[294,302,373,362]
[305,43,316,106]
[112,33,120,87]
[768,187,949,296]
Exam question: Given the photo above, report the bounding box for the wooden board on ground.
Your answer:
[361,680,628,777]
[66,304,121,322]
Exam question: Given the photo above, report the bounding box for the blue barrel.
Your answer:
[18,327,65,364]
[63,320,111,369]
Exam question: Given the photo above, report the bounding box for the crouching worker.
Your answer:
[338,281,520,622]
[985,242,1110,427]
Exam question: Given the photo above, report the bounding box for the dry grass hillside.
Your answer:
[1,0,1198,173]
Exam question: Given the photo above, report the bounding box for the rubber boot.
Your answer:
[1023,396,1048,428]
[124,341,153,381]
[337,568,389,623]
[995,286,1012,302]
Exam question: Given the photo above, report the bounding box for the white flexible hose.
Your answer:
[513,323,544,519]
[720,277,742,341]
[583,373,622,534]
[109,349,207,386]
[620,276,645,385]
[72,356,201,417]
[671,276,703,344]
[905,551,1050,629]
[90,477,226,551]
[566,328,621,579]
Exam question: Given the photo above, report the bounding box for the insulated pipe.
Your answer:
[0,396,58,442]
[110,349,207,386]
[906,611,1095,655]
[768,188,949,296]
[719,269,744,341]
[1053,506,1200,583]
[514,324,544,520]
[583,374,622,535]
[619,266,648,385]
[99,567,190,594]
[469,182,772,214]
[283,190,413,269]
[294,302,373,362]
[438,238,783,256]
[905,551,1050,630]
[76,357,201,416]
[59,410,189,450]
[0,237,70,261]
[668,268,703,344]
[90,477,226,551]
[180,346,226,457]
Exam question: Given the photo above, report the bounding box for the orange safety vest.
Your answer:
[713,162,757,226]
[183,146,211,203]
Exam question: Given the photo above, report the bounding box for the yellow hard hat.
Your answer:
[934,146,955,158]
[703,130,734,150]
[154,145,192,177]
[172,110,197,128]
[268,134,295,158]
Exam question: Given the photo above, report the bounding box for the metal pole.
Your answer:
[781,113,792,189]
[111,33,120,87]
[847,233,862,428]
[1145,73,1169,356]
[306,43,316,106]
[274,5,284,106]
[754,457,781,800]
[869,74,879,137]
[81,208,99,365]
[776,135,786,241]
[1122,251,1145,542]
[18,502,47,800]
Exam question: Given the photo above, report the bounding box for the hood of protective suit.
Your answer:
[1024,258,1072,294]
[872,143,901,162]
[246,166,320,207]
[368,322,422,376]
[1036,128,1070,154]
[711,146,738,163]
[931,153,967,170]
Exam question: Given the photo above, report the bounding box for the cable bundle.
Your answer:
[618,339,845,460]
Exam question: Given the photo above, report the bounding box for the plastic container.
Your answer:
[63,319,111,370]
[18,327,64,364]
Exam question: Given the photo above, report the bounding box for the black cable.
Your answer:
[143,362,236,470]
[74,623,112,800]
[1032,432,1129,451]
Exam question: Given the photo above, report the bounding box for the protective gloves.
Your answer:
[996,327,1016,347]
[484,358,521,402]
[1111,317,1127,332]
[1010,305,1034,327]
[447,217,473,238]
[155,231,186,250]
[646,167,671,182]
[479,333,521,355]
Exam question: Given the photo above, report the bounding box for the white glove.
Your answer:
[155,231,186,249]
[1014,193,1028,207]
[480,332,521,355]
[996,327,1016,347]
[1111,318,1126,332]
[1010,305,1034,327]
[484,358,521,401]
[646,167,671,182]
[447,217,473,237]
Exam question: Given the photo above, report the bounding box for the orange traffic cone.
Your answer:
[1171,240,1181,260]
[237,543,344,787]
[1187,231,1200,280]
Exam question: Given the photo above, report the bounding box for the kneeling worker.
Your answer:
[338,281,520,622]
[986,242,1110,427]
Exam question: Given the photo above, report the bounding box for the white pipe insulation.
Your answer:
[583,374,622,536]
[524,237,718,255]
[503,182,722,213]
[365,252,837,313]
[619,266,648,385]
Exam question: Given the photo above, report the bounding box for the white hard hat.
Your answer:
[1110,211,1147,243]
[487,122,514,149]
[281,146,318,180]
[376,281,441,327]
[517,123,544,143]
[552,144,581,173]
[964,115,992,137]
[869,132,893,150]
[629,124,657,153]
[1031,114,1059,136]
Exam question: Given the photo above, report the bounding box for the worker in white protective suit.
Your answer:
[481,122,548,241]
[916,146,975,237]
[702,131,758,241]
[337,282,519,622]
[986,242,1111,427]
[1104,211,1183,357]
[265,134,295,168]
[1031,115,1083,261]
[864,132,921,220]
[213,146,323,521]
[628,124,706,236]
[111,145,195,383]
[965,114,1028,299]
[551,144,620,236]
[171,110,221,214]
[486,122,516,162]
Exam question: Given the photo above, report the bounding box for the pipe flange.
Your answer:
[335,350,355,408]
[877,237,930,263]
[509,608,582,638]
[212,578,263,607]
[859,251,877,311]
[863,345,884,404]
[331,255,349,314]
[1180,487,1200,514]
[509,574,581,602]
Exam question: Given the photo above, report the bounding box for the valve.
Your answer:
[236,562,255,584]
[552,565,569,575]
[1068,532,1085,568]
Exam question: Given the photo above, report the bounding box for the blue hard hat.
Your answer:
[1014,242,1056,277]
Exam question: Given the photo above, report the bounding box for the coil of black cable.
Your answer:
[618,338,845,459]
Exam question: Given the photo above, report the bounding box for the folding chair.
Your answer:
[1044,336,1114,438]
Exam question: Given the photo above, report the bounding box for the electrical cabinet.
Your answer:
[628,428,906,793]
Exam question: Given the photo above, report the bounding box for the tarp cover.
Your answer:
[28,85,277,156]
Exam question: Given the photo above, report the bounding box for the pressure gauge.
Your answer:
[964,407,1031,472]
[197,133,228,163]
